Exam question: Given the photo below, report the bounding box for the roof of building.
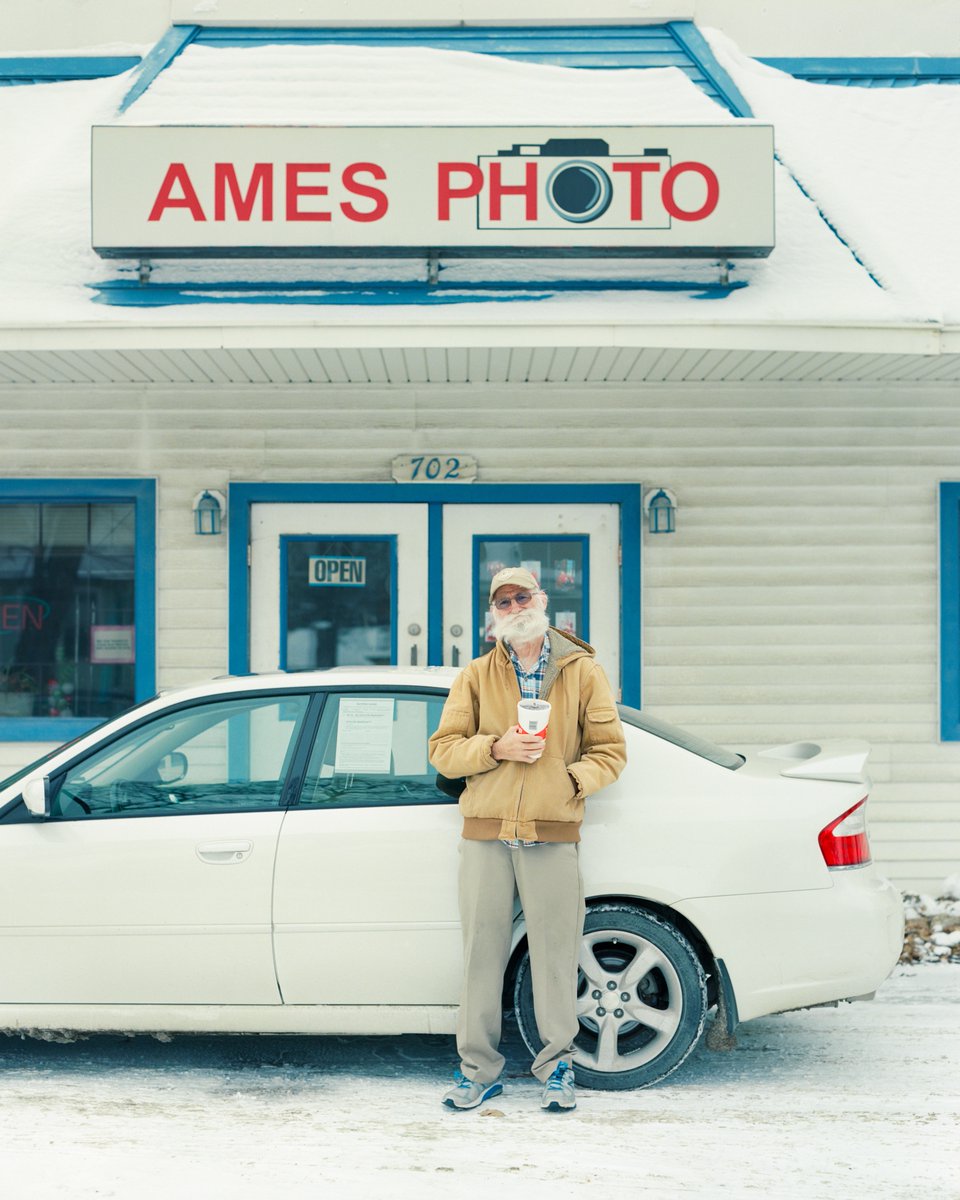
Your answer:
[0,22,957,376]
[119,22,753,116]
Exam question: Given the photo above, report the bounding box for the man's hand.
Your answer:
[492,725,545,763]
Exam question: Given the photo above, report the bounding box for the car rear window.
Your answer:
[617,704,744,770]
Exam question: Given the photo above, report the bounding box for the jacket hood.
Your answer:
[495,626,596,664]
[495,627,596,704]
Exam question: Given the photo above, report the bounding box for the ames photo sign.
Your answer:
[91,124,774,259]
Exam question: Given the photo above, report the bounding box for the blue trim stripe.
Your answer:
[760,57,960,87]
[278,534,291,670]
[4,717,103,741]
[665,22,753,117]
[0,56,140,84]
[940,483,960,741]
[427,504,444,667]
[119,24,198,112]
[91,279,746,308]
[197,24,687,55]
[228,484,251,677]
[132,479,158,705]
[620,488,642,707]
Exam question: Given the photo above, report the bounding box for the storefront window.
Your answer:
[283,536,395,670]
[0,501,137,720]
[475,536,588,655]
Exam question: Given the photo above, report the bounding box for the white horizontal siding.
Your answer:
[0,377,959,893]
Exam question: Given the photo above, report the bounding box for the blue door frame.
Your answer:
[229,483,642,706]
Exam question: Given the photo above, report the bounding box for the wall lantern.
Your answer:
[192,489,227,536]
[644,487,677,535]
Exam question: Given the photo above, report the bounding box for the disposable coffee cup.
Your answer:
[517,699,551,739]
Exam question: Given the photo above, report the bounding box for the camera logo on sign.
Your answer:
[308,556,366,587]
[474,138,713,231]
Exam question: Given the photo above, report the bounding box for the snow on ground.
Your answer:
[2,964,958,1200]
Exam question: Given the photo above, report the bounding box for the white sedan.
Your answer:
[0,668,903,1090]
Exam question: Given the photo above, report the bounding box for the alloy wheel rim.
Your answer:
[574,928,685,1072]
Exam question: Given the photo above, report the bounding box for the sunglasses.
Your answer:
[492,590,542,611]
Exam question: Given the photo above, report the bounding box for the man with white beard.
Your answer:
[429,567,626,1112]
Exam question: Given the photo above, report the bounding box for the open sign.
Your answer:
[308,556,367,587]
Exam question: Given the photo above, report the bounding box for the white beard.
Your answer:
[493,606,550,646]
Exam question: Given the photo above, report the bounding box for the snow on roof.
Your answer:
[120,41,726,125]
[706,29,960,324]
[0,36,954,340]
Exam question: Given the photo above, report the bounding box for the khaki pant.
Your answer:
[456,838,586,1084]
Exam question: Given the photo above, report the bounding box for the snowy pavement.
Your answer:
[3,964,958,1200]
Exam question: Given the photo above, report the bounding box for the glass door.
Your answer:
[442,503,621,694]
[249,504,429,673]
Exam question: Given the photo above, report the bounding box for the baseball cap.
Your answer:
[488,566,540,602]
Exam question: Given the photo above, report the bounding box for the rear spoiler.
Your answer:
[758,740,871,785]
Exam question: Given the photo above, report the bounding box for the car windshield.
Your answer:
[0,733,94,795]
[617,704,744,770]
[0,695,162,797]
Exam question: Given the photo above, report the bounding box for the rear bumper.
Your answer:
[673,866,904,1024]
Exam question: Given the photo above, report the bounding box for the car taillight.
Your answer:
[818,798,871,869]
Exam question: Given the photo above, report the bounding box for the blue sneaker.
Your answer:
[442,1070,503,1110]
[541,1061,576,1111]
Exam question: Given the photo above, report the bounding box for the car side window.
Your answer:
[298,692,448,808]
[51,694,310,820]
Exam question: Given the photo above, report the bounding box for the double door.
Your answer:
[250,498,622,691]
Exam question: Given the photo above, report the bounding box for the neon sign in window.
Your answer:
[0,502,136,720]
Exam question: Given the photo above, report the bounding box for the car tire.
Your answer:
[513,903,708,1090]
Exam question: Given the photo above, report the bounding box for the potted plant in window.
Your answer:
[0,667,36,717]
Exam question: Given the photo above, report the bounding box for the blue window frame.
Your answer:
[0,479,156,742]
[279,534,398,670]
[940,483,960,740]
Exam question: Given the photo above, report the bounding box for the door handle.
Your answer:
[407,624,421,667]
[196,841,253,864]
[449,625,463,668]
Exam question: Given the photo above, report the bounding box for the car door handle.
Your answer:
[196,840,253,864]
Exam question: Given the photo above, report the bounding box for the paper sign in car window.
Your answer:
[334,697,395,774]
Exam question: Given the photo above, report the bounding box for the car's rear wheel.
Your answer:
[513,904,708,1090]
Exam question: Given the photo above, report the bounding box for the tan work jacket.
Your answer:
[428,629,627,842]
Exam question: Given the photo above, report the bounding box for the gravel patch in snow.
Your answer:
[901,874,960,965]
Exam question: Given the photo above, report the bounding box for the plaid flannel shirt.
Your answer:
[502,631,551,848]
